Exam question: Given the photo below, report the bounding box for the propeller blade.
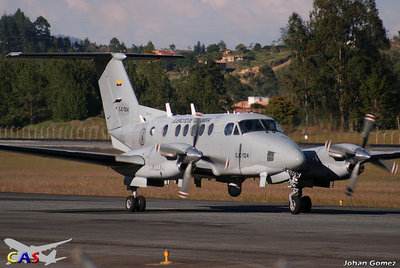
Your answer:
[361,114,375,148]
[345,162,361,196]
[178,162,193,199]
[192,117,201,147]
[371,159,398,174]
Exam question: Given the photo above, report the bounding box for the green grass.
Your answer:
[0,151,399,208]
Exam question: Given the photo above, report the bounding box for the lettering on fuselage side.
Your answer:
[235,153,250,159]
[172,118,212,124]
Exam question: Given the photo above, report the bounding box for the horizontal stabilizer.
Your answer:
[6,52,184,61]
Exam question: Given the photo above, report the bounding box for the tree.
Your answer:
[109,37,126,52]
[9,60,48,125]
[142,41,155,54]
[224,73,252,103]
[235,43,247,54]
[264,96,297,126]
[253,43,262,51]
[250,64,279,96]
[218,40,227,51]
[282,0,397,129]
[206,43,220,53]
[174,62,228,113]
[193,41,206,55]
[169,44,176,51]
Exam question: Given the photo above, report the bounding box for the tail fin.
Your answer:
[97,53,140,130]
[6,52,184,151]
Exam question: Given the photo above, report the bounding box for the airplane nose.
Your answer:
[285,146,305,171]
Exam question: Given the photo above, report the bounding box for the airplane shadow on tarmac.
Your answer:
[43,204,400,215]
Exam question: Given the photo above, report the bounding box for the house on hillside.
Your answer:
[153,49,175,55]
[218,49,255,63]
[233,96,269,113]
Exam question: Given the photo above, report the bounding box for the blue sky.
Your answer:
[2,0,400,49]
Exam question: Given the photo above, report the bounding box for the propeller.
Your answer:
[178,117,202,199]
[326,114,376,196]
[327,114,399,196]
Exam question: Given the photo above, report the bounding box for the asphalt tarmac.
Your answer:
[0,193,399,268]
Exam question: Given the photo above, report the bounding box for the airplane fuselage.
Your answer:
[110,112,305,183]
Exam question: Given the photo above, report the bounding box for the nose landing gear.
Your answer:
[287,170,312,214]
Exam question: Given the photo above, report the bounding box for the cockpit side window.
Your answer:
[224,123,234,136]
[260,119,282,132]
[238,119,265,134]
[233,125,240,135]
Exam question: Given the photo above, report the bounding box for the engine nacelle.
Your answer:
[228,183,242,197]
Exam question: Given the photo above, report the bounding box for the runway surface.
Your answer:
[0,193,399,268]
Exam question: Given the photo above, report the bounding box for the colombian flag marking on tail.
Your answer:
[116,80,122,86]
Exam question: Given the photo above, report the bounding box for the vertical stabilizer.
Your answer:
[98,53,139,131]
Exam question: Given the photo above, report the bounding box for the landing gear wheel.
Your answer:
[301,196,312,213]
[125,196,135,212]
[289,195,302,214]
[135,195,146,212]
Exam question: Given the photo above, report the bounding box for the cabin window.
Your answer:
[150,127,155,136]
[162,125,168,137]
[233,125,240,135]
[191,124,198,136]
[199,124,205,136]
[224,123,234,136]
[183,124,189,136]
[267,151,275,162]
[175,125,181,136]
[208,123,214,135]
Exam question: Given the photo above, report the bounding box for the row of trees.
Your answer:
[281,0,400,129]
[1,1,400,130]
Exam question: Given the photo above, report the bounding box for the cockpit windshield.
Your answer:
[239,119,282,134]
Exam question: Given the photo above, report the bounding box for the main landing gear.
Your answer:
[125,188,146,212]
[287,170,312,214]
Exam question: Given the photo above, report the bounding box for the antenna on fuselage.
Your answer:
[166,103,173,117]
[190,103,196,116]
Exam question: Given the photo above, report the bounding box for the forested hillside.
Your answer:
[1,2,400,130]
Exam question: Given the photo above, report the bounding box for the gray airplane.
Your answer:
[2,52,400,214]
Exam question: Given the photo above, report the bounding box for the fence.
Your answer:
[0,126,111,140]
[292,130,400,145]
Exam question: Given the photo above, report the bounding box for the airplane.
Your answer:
[1,52,400,215]
[4,238,71,265]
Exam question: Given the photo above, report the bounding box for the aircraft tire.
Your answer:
[289,195,302,214]
[125,196,136,212]
[135,196,146,212]
[301,196,312,213]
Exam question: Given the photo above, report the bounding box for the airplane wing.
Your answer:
[4,238,29,251]
[370,150,400,160]
[0,144,145,167]
[31,238,72,252]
